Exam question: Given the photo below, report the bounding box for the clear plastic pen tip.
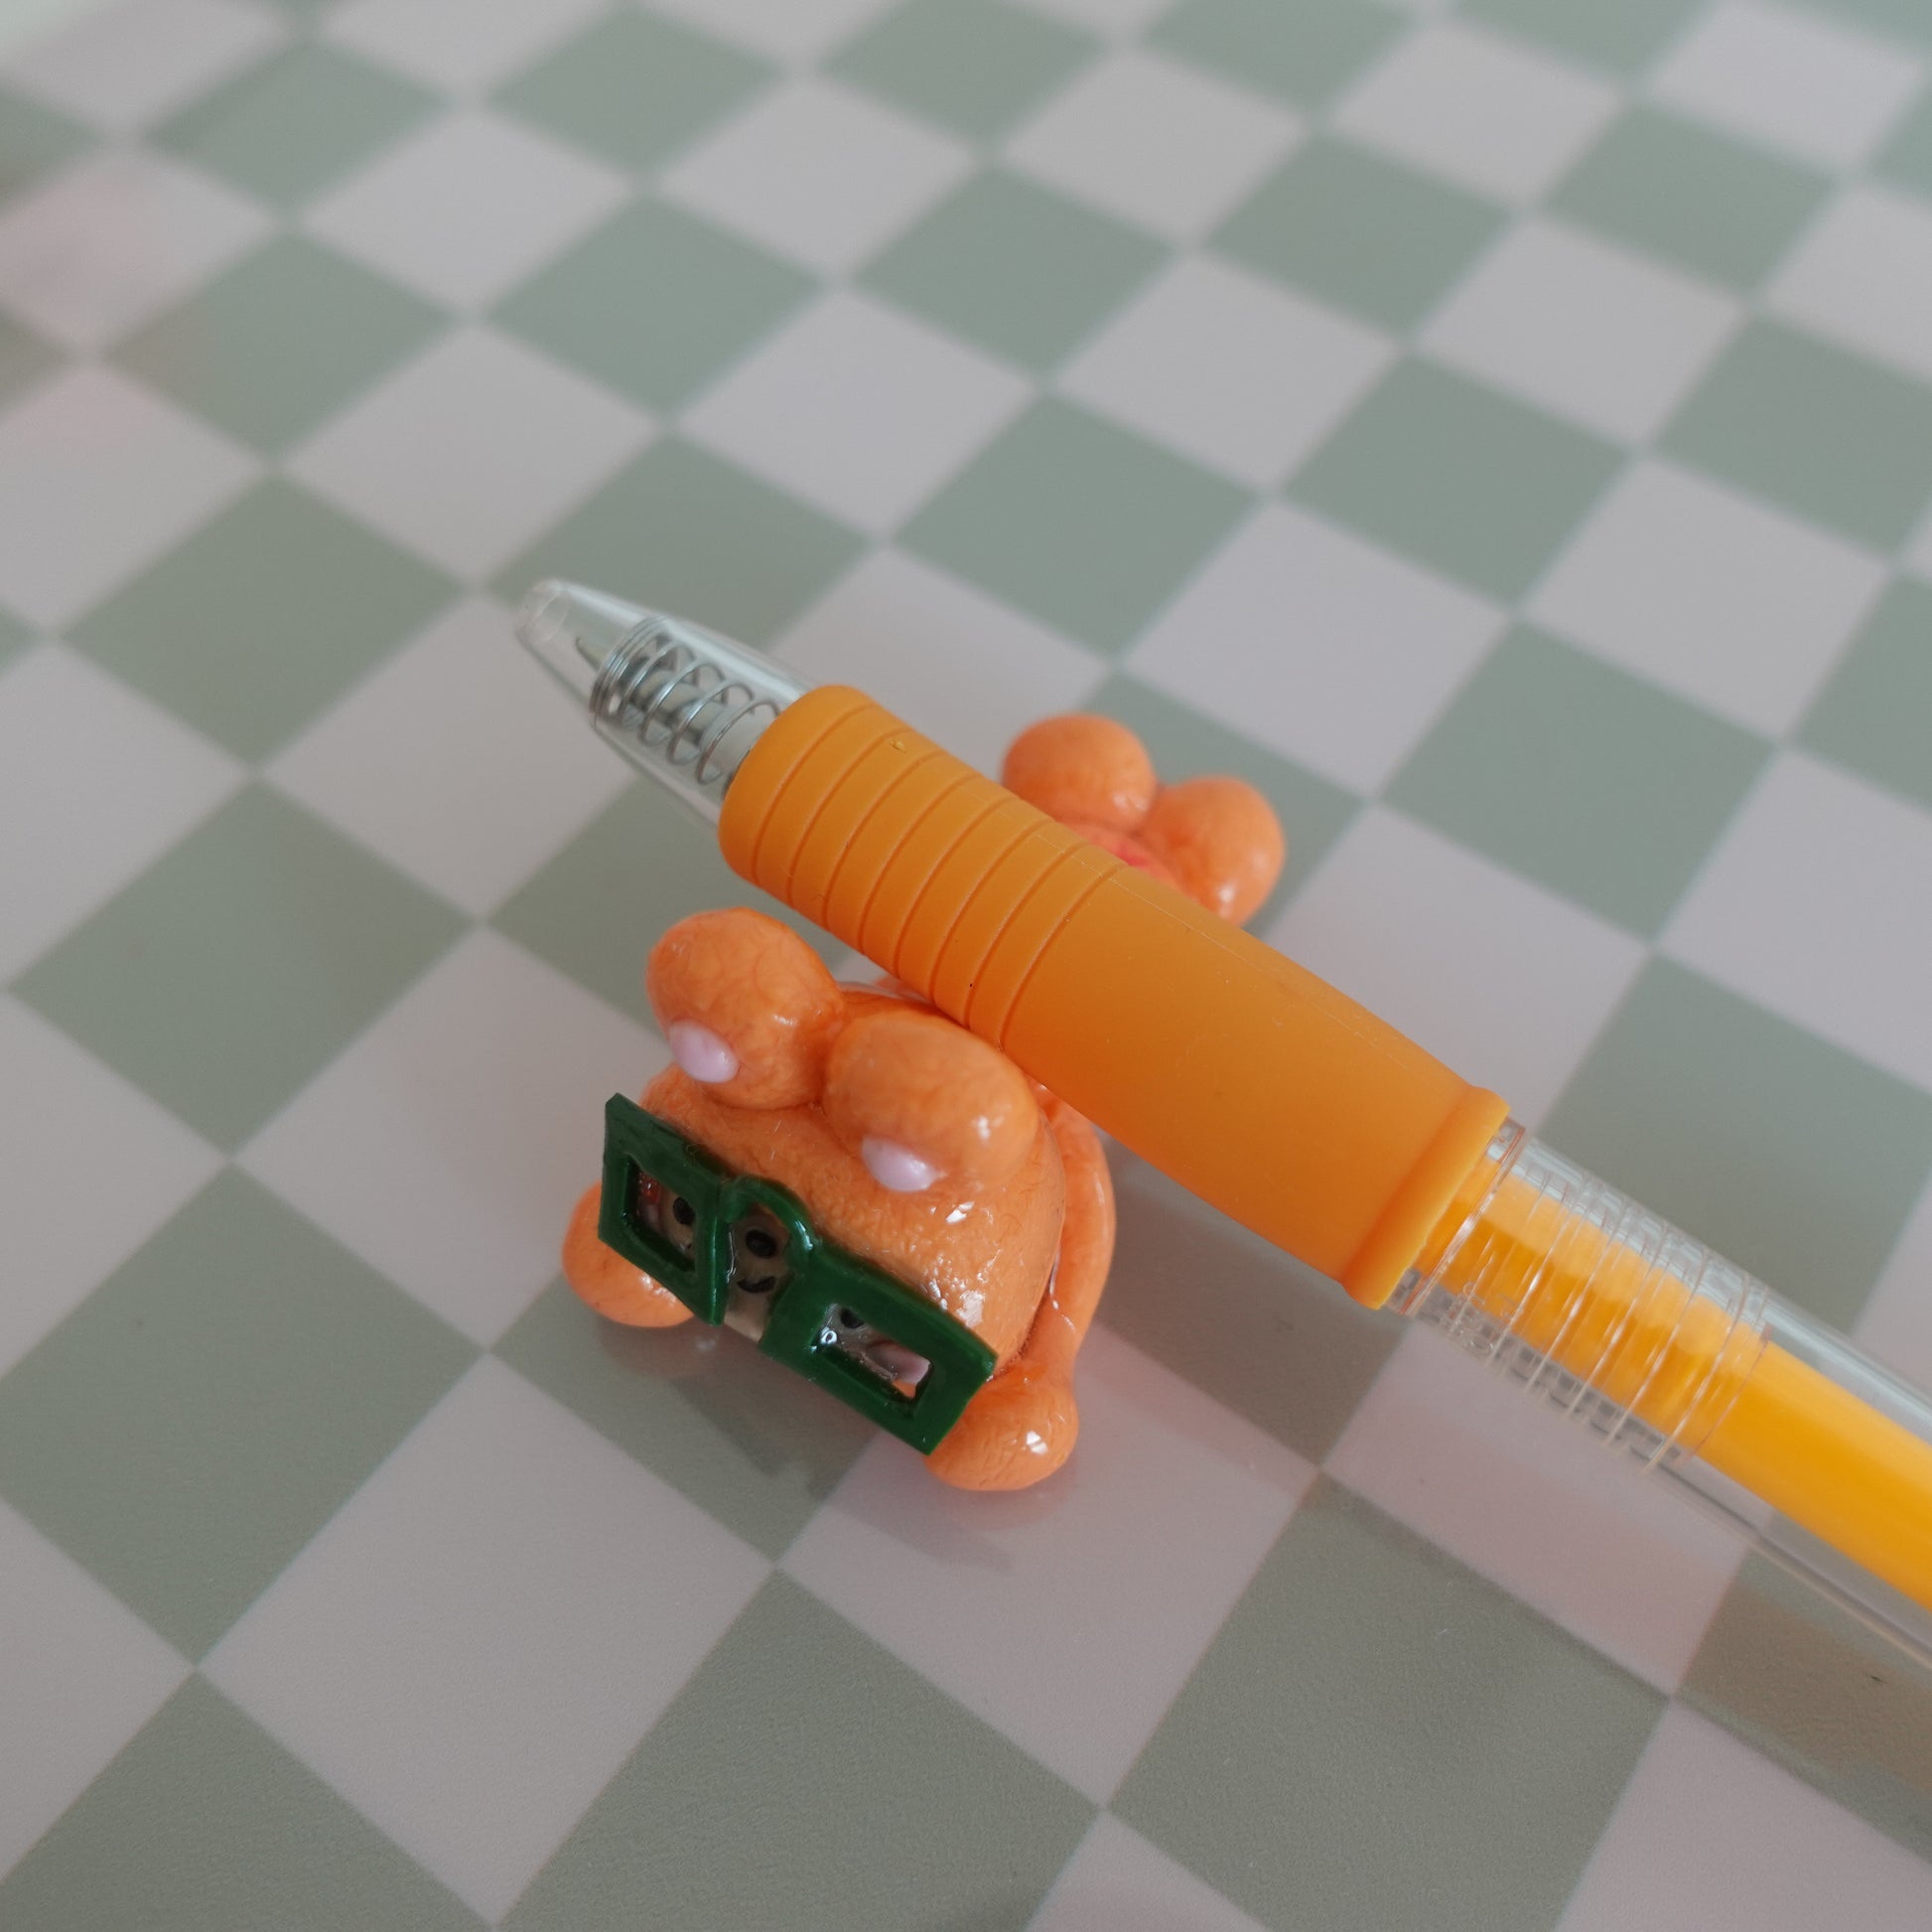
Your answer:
[510,578,810,820]
[514,578,642,704]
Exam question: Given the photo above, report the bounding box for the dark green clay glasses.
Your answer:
[597,1096,996,1453]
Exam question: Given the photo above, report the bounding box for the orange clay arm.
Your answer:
[1016,1098,1115,1381]
[562,1179,691,1327]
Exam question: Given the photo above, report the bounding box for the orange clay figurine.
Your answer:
[562,715,1286,1490]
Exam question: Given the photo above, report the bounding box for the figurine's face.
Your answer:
[639,913,1064,1368]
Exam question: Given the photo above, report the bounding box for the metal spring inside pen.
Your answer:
[590,621,781,793]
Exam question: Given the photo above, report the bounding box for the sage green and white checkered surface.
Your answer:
[5,0,1932,1923]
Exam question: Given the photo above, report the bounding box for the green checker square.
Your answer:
[71,479,455,761]
[1213,137,1505,331]
[495,10,770,174]
[862,169,1165,371]
[1153,0,1402,108]
[0,311,56,410]
[1542,960,1932,1331]
[1684,1556,1932,1861]
[505,1573,1093,1932]
[0,602,29,674]
[831,0,1095,140]
[497,1282,872,1561]
[1094,670,1360,921]
[1104,1160,1395,1463]
[1389,625,1769,936]
[492,780,842,1025]
[1800,579,1932,815]
[16,787,463,1149]
[0,1679,484,1930]
[1116,1478,1661,1932]
[1463,0,1699,74]
[1878,92,1932,197]
[1553,107,1830,291]
[902,400,1248,655]
[498,439,861,649]
[495,197,812,411]
[1292,359,1622,601]
[0,1170,474,1659]
[0,86,88,204]
[155,43,437,208]
[1664,321,1932,551]
[115,235,443,455]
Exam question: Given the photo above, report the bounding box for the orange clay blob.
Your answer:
[563,718,1285,1489]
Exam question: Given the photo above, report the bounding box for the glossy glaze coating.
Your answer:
[562,716,1286,1488]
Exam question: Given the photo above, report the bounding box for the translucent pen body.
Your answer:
[1402,1126,1932,1660]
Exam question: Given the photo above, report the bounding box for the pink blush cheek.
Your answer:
[668,1021,739,1084]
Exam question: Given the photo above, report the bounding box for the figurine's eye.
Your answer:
[728,1206,791,1296]
[821,1307,930,1391]
[633,1172,698,1259]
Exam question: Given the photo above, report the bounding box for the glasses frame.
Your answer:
[597,1095,997,1453]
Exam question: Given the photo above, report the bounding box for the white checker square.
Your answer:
[1005,49,1299,243]
[1422,220,1740,443]
[1267,807,1644,1120]
[268,597,634,916]
[304,109,627,312]
[1011,0,1173,31]
[1663,754,1932,1095]
[286,326,651,582]
[1326,1327,1742,1693]
[1857,1176,1932,1396]
[0,643,244,981]
[783,1326,1311,1804]
[1128,502,1504,794]
[778,550,1106,774]
[661,76,972,274]
[1558,1705,1932,1932]
[0,363,255,628]
[642,0,897,61]
[1332,22,1618,205]
[0,994,221,1380]
[684,290,1029,535]
[1769,186,1932,389]
[241,928,668,1344]
[4,0,284,134]
[0,1497,189,1880]
[324,0,608,97]
[1059,255,1394,487]
[1651,1,1922,171]
[0,148,269,352]
[1031,1814,1270,1932]
[205,1357,768,1923]
[1530,461,1884,738]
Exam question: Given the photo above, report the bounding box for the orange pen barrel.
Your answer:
[718,685,1509,1311]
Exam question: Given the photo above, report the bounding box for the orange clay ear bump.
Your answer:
[823,1006,1039,1195]
[1002,716,1285,925]
[646,906,843,1108]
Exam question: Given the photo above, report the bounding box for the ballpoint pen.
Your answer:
[514,577,1932,1668]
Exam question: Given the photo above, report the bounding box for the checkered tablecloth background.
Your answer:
[5,0,1932,1923]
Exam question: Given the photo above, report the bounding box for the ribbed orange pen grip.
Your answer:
[720,688,1509,1307]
